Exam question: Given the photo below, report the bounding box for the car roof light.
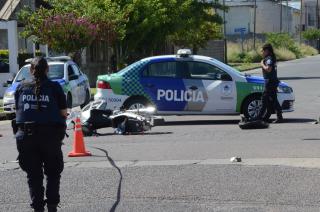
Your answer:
[25,56,72,63]
[177,49,192,57]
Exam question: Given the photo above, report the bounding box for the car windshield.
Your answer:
[14,64,64,82]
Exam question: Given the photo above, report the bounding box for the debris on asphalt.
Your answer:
[230,156,242,163]
[238,116,269,129]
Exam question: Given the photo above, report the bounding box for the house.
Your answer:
[220,0,301,38]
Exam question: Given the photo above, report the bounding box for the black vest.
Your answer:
[262,56,279,87]
[15,79,65,125]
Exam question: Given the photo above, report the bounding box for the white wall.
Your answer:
[225,6,252,35]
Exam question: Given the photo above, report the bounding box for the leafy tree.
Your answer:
[113,0,226,62]
[19,0,226,64]
[18,0,124,55]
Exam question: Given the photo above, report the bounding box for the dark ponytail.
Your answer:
[262,43,277,64]
[30,57,48,110]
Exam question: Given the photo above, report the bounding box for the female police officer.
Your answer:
[257,43,283,123]
[14,57,67,212]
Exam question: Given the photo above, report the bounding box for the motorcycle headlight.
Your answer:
[4,91,14,99]
[278,86,293,93]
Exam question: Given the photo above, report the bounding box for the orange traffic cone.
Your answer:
[68,117,91,157]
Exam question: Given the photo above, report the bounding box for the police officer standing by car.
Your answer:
[257,43,283,123]
[13,57,67,212]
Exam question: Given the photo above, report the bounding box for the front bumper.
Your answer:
[278,92,295,113]
[3,97,15,113]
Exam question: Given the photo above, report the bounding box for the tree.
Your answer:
[18,0,124,56]
[19,0,226,65]
[114,0,226,62]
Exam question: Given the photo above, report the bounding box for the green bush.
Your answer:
[266,33,302,58]
[0,49,45,68]
[244,50,263,63]
[227,42,241,62]
[274,48,296,61]
[299,44,318,56]
[302,28,320,41]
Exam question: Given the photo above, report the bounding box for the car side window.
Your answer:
[187,62,232,81]
[68,65,75,77]
[72,64,81,76]
[143,62,177,78]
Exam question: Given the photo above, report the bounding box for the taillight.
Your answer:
[97,81,111,89]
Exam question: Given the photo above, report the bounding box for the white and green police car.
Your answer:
[94,50,294,119]
[3,56,91,113]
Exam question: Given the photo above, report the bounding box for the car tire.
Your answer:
[67,93,72,109]
[80,89,90,109]
[123,98,150,110]
[243,95,271,120]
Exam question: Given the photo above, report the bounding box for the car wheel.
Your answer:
[67,93,72,109]
[243,95,271,120]
[80,89,90,109]
[123,98,150,110]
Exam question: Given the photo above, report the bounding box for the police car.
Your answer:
[3,56,91,113]
[94,49,294,119]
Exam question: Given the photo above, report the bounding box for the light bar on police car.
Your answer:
[177,49,192,57]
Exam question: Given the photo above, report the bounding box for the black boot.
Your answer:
[273,113,284,123]
[47,204,58,212]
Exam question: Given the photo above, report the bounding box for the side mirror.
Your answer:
[7,79,13,84]
[69,75,79,81]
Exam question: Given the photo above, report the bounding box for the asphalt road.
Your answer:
[1,55,320,212]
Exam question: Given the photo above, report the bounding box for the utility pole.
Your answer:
[223,0,227,63]
[280,0,283,32]
[300,0,303,44]
[317,0,320,50]
[286,0,289,33]
[253,0,257,49]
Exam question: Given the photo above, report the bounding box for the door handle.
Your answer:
[189,86,198,90]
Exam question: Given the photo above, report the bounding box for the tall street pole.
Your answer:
[299,0,303,44]
[223,0,227,63]
[317,0,319,50]
[253,0,257,49]
[280,0,283,32]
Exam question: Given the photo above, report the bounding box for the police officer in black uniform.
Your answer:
[14,57,67,212]
[257,43,283,123]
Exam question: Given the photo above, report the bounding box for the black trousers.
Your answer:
[16,126,65,210]
[258,86,282,120]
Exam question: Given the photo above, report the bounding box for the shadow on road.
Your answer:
[281,118,317,124]
[162,119,240,126]
[279,76,320,80]
[87,132,173,137]
[160,118,316,126]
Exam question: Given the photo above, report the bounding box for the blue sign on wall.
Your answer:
[234,27,246,33]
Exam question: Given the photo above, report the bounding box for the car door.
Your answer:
[186,61,236,113]
[140,60,188,112]
[67,65,80,106]
[71,64,86,104]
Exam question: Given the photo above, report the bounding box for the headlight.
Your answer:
[278,86,293,93]
[4,91,14,99]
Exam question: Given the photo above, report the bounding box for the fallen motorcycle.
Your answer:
[69,100,156,136]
